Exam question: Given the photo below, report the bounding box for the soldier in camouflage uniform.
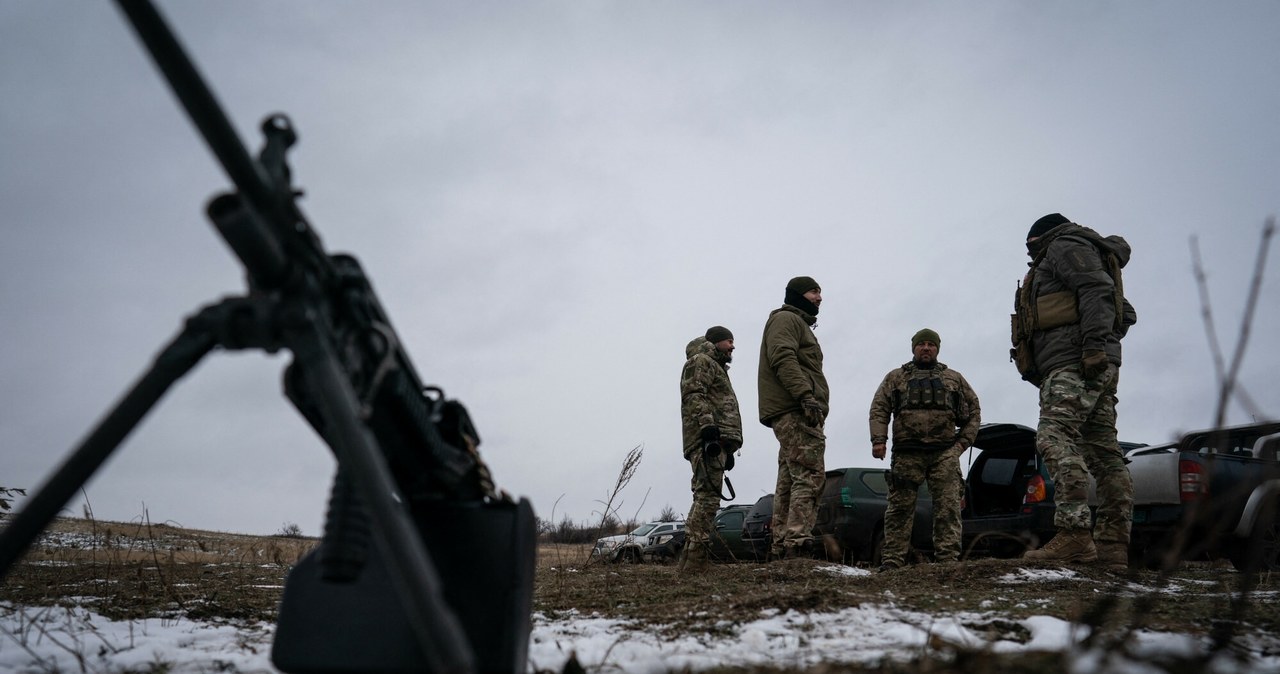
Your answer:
[758,276,829,560]
[680,326,743,572]
[869,328,980,571]
[1014,213,1138,570]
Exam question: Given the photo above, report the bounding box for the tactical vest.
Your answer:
[894,364,954,412]
[1010,228,1131,385]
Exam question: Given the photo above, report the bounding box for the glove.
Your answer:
[1081,350,1108,380]
[700,426,721,443]
[801,395,824,428]
[724,450,735,471]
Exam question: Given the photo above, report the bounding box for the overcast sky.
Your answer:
[3,1,1277,537]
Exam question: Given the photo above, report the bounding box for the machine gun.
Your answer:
[0,2,535,672]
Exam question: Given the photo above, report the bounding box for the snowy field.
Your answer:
[4,566,1279,674]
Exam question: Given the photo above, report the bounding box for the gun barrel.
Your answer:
[114,0,279,220]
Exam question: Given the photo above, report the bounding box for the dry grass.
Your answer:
[2,516,314,623]
[4,517,1279,673]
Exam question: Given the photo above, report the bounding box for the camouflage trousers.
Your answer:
[770,411,826,556]
[685,445,732,554]
[883,446,964,566]
[1036,363,1132,544]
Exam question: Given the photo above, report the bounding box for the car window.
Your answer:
[861,471,888,496]
[718,511,744,529]
[979,457,1018,486]
[631,523,658,536]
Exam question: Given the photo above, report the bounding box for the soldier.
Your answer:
[679,326,743,572]
[869,328,980,571]
[758,276,828,560]
[1013,213,1137,569]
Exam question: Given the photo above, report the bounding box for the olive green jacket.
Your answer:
[757,305,828,427]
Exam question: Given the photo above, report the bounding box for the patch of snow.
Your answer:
[997,567,1083,584]
[4,602,1279,673]
[814,564,872,578]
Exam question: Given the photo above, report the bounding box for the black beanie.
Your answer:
[786,276,820,294]
[705,326,733,343]
[1028,213,1069,240]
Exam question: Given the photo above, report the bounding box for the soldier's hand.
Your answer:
[872,443,886,460]
[1081,349,1108,380]
[724,450,735,471]
[801,395,824,428]
[700,425,721,443]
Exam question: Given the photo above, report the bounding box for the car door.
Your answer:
[708,509,747,561]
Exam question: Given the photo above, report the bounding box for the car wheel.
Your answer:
[622,548,640,564]
[1229,497,1280,573]
[870,525,884,566]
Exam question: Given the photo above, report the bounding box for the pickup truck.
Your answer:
[1127,420,1280,572]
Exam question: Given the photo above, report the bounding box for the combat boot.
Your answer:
[1095,542,1129,571]
[1022,529,1097,563]
[679,543,710,574]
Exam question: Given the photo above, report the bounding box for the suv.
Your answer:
[815,467,934,565]
[591,521,683,563]
[962,422,1146,557]
[707,503,757,562]
[739,495,775,561]
[643,504,759,563]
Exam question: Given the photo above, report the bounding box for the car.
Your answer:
[961,422,1146,558]
[707,503,757,562]
[739,494,775,561]
[1126,421,1280,570]
[741,471,934,566]
[641,504,757,564]
[591,521,683,563]
[641,528,686,563]
[815,467,934,565]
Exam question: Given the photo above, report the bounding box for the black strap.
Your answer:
[720,475,736,501]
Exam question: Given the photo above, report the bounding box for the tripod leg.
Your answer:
[288,322,475,673]
[0,326,217,580]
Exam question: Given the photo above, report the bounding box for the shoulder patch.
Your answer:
[1066,246,1103,273]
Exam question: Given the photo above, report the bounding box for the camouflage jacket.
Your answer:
[757,305,828,427]
[869,362,980,450]
[681,336,743,459]
[1019,222,1137,378]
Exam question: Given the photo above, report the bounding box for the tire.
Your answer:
[1229,498,1280,573]
[621,547,641,564]
[870,525,884,566]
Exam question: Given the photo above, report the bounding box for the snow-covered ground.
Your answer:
[3,567,1279,674]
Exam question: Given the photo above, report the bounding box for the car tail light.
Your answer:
[1179,459,1207,501]
[1023,475,1047,504]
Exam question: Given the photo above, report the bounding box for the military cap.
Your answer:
[912,328,941,348]
[785,276,821,294]
[705,325,734,343]
[1028,213,1070,240]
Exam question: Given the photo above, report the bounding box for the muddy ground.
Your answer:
[3,520,1278,672]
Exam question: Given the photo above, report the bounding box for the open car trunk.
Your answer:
[965,424,1043,518]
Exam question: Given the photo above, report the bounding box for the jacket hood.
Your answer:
[1037,222,1132,268]
[686,336,728,365]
